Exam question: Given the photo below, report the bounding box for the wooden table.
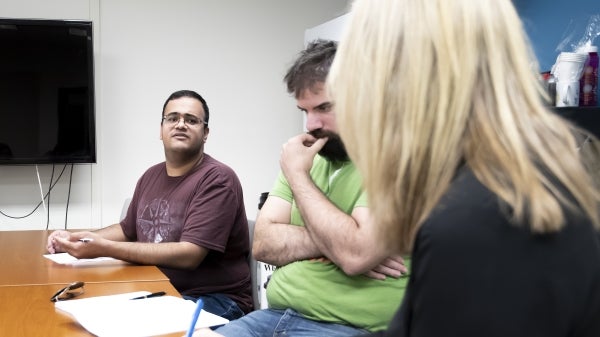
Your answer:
[0,230,184,336]
[0,281,184,337]
[0,230,168,286]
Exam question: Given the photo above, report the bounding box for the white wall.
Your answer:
[0,0,350,230]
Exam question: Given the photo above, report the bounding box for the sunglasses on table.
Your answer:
[50,281,85,302]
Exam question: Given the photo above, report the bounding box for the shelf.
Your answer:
[553,107,600,138]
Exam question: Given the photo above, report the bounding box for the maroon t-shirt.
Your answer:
[120,154,252,313]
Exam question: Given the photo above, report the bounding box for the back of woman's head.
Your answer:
[330,0,600,253]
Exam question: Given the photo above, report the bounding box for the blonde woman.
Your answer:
[329,0,600,336]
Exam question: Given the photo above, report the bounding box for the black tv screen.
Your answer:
[0,18,95,165]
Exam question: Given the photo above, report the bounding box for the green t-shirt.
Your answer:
[266,155,409,332]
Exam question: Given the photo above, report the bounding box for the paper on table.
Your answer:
[55,291,229,337]
[43,252,124,266]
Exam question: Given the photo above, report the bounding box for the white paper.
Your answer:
[43,253,123,266]
[55,291,229,337]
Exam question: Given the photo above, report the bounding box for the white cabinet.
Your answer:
[304,13,349,44]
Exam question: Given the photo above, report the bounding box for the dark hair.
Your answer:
[284,39,338,98]
[161,89,210,126]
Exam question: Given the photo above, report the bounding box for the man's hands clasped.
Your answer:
[47,230,105,259]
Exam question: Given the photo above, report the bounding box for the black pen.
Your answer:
[130,291,166,300]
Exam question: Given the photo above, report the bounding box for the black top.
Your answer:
[365,167,600,337]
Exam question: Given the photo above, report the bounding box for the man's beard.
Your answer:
[308,129,349,162]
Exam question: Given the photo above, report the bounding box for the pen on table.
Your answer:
[130,291,166,300]
[78,238,94,243]
[185,299,204,337]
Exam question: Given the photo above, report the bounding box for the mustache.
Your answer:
[307,129,349,162]
[308,129,337,140]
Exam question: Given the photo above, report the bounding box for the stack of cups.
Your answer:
[551,52,588,107]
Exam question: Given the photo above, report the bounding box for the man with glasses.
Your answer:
[46,90,252,320]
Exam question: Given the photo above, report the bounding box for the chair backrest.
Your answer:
[249,192,277,310]
[248,219,261,311]
[120,198,131,222]
[248,218,277,311]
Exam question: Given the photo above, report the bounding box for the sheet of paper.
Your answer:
[43,253,124,266]
[55,291,229,337]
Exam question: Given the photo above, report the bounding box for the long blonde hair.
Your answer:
[329,0,600,253]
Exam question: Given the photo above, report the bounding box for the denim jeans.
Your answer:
[214,308,369,337]
[183,293,245,322]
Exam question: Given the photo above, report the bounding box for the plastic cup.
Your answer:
[556,81,580,107]
[552,52,588,82]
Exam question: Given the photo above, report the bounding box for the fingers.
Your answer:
[363,270,387,280]
[50,236,68,255]
[310,137,328,153]
[282,133,327,157]
[54,236,74,250]
[53,233,85,249]
[69,231,95,241]
[365,256,409,280]
[47,230,71,253]
[47,235,56,253]
[291,133,327,151]
[296,132,317,143]
[388,254,405,264]
[53,236,90,259]
[280,134,328,178]
[371,264,403,278]
[381,256,408,275]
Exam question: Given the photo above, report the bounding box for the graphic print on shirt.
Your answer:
[138,198,183,243]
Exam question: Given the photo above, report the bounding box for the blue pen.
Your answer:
[185,299,204,337]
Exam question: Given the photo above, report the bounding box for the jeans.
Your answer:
[183,293,245,322]
[214,308,369,337]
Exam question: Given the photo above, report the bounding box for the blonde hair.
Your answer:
[329,0,600,253]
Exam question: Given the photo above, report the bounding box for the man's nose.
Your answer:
[175,117,188,128]
[305,112,323,131]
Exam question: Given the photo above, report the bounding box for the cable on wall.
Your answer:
[64,164,74,229]
[46,165,56,230]
[0,164,68,220]
[35,165,48,222]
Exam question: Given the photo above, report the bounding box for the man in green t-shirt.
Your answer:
[194,40,409,337]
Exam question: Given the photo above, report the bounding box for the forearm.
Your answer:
[252,220,321,266]
[102,240,205,269]
[290,173,387,275]
[47,225,127,254]
[92,223,128,241]
[57,230,206,269]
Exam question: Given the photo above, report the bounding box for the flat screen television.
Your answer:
[0,18,95,165]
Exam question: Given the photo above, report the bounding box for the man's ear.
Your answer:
[203,127,210,142]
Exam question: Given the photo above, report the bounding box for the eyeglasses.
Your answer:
[162,113,207,127]
[50,281,85,302]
